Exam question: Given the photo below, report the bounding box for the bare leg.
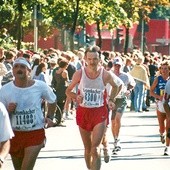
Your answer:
[91,121,106,170]
[11,142,44,170]
[79,120,107,170]
[101,128,110,163]
[157,110,166,144]
[11,156,23,170]
[79,127,92,169]
[157,110,166,135]
[111,112,121,140]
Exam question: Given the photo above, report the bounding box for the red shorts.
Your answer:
[76,106,109,131]
[10,129,46,158]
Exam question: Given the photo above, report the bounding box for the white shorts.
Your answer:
[157,101,165,113]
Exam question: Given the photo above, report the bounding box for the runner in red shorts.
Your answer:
[0,57,57,170]
[66,46,119,170]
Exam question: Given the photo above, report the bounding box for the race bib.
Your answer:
[11,109,36,130]
[83,88,103,107]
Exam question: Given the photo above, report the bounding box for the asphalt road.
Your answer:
[4,103,170,170]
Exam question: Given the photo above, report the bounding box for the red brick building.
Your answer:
[24,19,170,55]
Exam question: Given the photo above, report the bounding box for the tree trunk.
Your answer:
[70,0,80,51]
[124,27,129,54]
[17,0,23,50]
[96,20,102,48]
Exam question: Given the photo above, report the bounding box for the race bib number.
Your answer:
[83,88,103,107]
[11,109,36,130]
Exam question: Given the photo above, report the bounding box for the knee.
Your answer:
[91,146,100,158]
[84,146,91,155]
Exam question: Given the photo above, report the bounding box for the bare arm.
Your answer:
[150,77,161,100]
[0,63,7,76]
[45,101,57,128]
[65,70,81,100]
[163,93,170,119]
[46,102,57,118]
[105,71,120,101]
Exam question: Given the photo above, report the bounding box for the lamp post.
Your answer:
[110,29,114,51]
[33,4,38,52]
[140,18,144,53]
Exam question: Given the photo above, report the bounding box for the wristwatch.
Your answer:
[0,156,4,164]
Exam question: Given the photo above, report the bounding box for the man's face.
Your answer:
[85,52,100,67]
[13,64,30,80]
[113,64,121,72]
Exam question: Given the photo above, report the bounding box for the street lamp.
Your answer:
[33,4,38,52]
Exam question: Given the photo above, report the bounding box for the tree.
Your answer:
[0,0,53,50]
[84,0,127,49]
[46,0,83,51]
[119,0,170,54]
[150,5,170,20]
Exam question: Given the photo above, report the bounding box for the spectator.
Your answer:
[129,53,150,112]
[1,50,15,85]
[46,58,58,86]
[30,57,41,79]
[33,62,48,83]
[0,48,7,88]
[149,58,159,103]
[52,59,69,123]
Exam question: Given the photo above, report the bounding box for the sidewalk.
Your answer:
[4,103,170,170]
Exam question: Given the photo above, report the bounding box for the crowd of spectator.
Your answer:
[0,45,170,169]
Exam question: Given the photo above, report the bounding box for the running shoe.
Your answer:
[103,148,110,163]
[114,146,121,152]
[112,139,121,154]
[164,147,169,156]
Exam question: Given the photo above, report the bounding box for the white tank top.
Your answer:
[78,67,106,108]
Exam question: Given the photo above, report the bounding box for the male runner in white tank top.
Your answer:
[66,46,119,170]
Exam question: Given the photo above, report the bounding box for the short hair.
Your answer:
[23,53,31,59]
[58,59,68,68]
[160,60,170,70]
[5,50,15,59]
[85,45,101,58]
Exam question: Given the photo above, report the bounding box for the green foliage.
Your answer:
[0,0,169,50]
[150,5,170,19]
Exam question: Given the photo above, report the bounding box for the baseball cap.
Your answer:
[113,57,123,66]
[13,57,31,70]
[49,58,57,64]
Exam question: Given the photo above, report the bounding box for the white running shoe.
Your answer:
[164,147,169,156]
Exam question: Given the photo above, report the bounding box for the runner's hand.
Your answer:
[44,118,57,128]
[76,95,83,104]
[108,100,115,110]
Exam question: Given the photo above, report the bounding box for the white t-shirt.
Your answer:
[0,102,14,142]
[106,70,124,100]
[0,80,56,131]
